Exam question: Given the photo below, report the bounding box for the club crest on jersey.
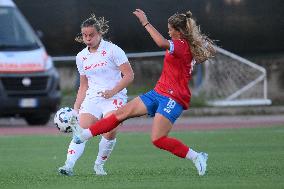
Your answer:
[101,50,107,56]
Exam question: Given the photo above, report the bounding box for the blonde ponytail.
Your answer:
[168,11,216,63]
[186,17,216,63]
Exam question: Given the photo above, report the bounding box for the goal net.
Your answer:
[195,47,271,106]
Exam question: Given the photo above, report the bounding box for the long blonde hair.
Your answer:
[168,11,216,63]
[75,14,109,43]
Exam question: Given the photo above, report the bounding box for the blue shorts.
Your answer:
[139,90,183,124]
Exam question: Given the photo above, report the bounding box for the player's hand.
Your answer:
[133,9,149,26]
[98,90,115,99]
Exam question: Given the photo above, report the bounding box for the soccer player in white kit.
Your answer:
[58,14,134,176]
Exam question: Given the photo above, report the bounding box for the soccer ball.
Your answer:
[53,107,77,133]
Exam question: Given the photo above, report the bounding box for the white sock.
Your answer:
[81,129,93,140]
[95,136,116,165]
[65,140,87,168]
[185,148,198,160]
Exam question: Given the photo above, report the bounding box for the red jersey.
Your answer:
[154,39,193,109]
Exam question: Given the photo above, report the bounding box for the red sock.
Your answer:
[152,136,189,158]
[89,114,120,136]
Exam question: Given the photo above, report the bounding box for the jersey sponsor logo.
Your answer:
[84,65,92,70]
[163,98,176,114]
[84,61,107,70]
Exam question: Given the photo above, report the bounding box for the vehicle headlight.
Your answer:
[44,56,54,70]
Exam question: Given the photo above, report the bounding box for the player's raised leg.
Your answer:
[71,97,148,144]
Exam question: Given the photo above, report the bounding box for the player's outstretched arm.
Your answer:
[133,9,170,50]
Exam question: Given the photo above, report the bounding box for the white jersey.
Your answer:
[76,39,129,100]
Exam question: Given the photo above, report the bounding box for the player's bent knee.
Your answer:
[114,107,132,121]
[103,128,118,140]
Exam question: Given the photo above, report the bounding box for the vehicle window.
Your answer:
[0,7,39,50]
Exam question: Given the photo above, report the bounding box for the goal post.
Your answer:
[196,47,271,106]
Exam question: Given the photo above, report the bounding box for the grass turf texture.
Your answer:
[0,126,283,189]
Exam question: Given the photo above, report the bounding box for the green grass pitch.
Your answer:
[0,126,283,189]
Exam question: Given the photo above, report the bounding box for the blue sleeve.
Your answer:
[168,40,174,54]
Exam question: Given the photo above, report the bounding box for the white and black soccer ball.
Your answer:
[54,107,77,133]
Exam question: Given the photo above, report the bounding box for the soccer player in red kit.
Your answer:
[70,8,216,176]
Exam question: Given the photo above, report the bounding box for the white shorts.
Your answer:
[79,97,126,119]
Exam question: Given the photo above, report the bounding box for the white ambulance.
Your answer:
[0,0,61,125]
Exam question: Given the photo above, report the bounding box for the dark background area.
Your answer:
[14,0,284,56]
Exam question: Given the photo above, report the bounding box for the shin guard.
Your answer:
[153,136,189,158]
